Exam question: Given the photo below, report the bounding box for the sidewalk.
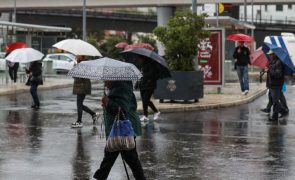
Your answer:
[0,77,267,112]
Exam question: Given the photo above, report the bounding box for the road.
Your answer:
[0,84,294,180]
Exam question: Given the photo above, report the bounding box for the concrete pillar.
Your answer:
[156,6,174,56]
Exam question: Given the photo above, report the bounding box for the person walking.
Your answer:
[72,55,99,128]
[5,52,19,83]
[25,61,43,109]
[93,81,146,180]
[233,41,251,95]
[138,56,160,121]
[266,50,285,121]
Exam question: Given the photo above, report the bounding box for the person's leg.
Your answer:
[121,146,146,180]
[76,94,85,122]
[30,84,40,107]
[279,91,289,113]
[236,66,245,92]
[13,64,19,83]
[266,91,273,110]
[270,88,281,120]
[145,89,158,113]
[243,66,249,91]
[140,90,149,117]
[82,97,95,116]
[93,149,120,180]
[8,67,14,81]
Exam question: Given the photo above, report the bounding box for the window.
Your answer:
[276,4,283,11]
[265,5,268,11]
[288,4,292,10]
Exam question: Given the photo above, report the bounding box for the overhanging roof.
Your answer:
[0,20,72,32]
[205,16,255,30]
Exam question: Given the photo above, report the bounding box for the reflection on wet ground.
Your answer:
[0,84,294,180]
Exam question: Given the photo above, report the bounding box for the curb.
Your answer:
[0,83,73,96]
[137,88,267,113]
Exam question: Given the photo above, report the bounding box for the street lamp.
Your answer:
[82,0,87,41]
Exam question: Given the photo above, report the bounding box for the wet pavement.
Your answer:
[0,84,294,180]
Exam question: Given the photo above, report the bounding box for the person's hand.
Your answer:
[101,95,109,107]
[237,48,241,53]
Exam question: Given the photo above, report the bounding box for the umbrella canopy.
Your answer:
[67,57,142,81]
[5,42,28,53]
[250,47,269,69]
[263,42,295,74]
[227,33,255,42]
[53,39,102,57]
[121,48,171,79]
[5,48,44,63]
[124,43,154,51]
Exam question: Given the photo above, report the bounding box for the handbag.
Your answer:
[30,75,42,84]
[105,108,136,152]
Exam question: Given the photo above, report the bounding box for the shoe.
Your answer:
[71,122,83,128]
[260,108,270,113]
[31,104,39,109]
[92,112,100,124]
[140,116,149,122]
[153,111,161,120]
[244,90,249,95]
[269,117,278,121]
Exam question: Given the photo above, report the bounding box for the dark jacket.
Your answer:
[26,61,43,85]
[104,81,142,137]
[139,60,158,90]
[267,58,284,88]
[233,46,251,66]
[73,78,91,95]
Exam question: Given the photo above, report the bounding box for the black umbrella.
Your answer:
[122,48,171,79]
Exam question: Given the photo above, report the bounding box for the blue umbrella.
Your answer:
[262,42,295,75]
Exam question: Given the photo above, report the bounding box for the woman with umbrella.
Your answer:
[67,57,146,179]
[25,60,43,109]
[93,80,146,180]
[71,55,99,128]
[122,48,171,121]
[138,56,161,121]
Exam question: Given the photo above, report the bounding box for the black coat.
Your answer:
[266,58,284,88]
[233,46,251,66]
[139,60,159,90]
[26,61,43,85]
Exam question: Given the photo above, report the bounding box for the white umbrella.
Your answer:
[5,48,44,63]
[53,39,102,57]
[68,57,142,81]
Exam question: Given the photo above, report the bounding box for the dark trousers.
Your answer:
[269,88,281,118]
[77,94,95,122]
[93,146,146,180]
[140,89,158,116]
[30,84,40,106]
[266,91,289,113]
[8,64,19,83]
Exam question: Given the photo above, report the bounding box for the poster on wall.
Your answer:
[197,29,224,86]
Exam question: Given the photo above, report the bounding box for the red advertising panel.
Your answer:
[198,30,223,85]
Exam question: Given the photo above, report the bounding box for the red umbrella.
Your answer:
[115,42,128,49]
[124,43,154,51]
[227,33,255,42]
[250,47,269,69]
[5,42,28,53]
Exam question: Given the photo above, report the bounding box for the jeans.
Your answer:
[236,65,249,92]
[140,89,158,116]
[93,141,146,180]
[30,84,40,106]
[77,94,95,122]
